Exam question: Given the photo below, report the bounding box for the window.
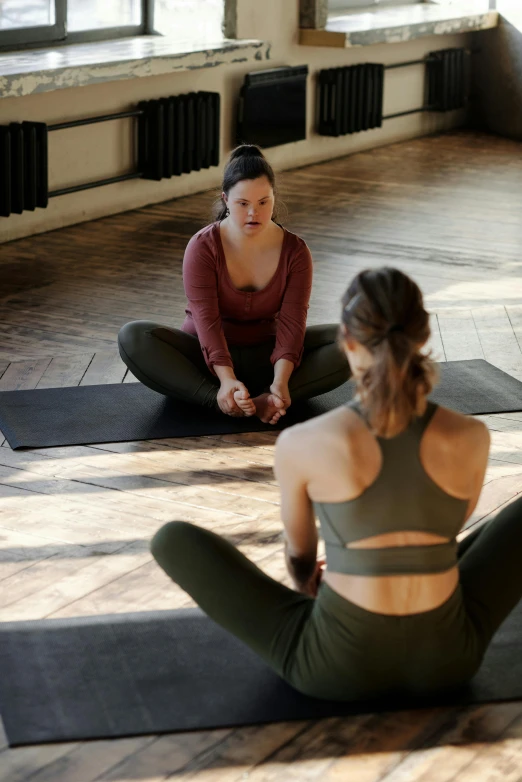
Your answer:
[68,0,142,33]
[0,1,65,47]
[0,0,224,50]
[154,0,224,42]
[328,0,428,12]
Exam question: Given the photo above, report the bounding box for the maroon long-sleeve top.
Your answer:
[182,222,313,373]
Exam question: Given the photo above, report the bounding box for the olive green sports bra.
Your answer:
[313,401,468,576]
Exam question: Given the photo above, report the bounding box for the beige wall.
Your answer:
[0,0,472,244]
[472,9,522,140]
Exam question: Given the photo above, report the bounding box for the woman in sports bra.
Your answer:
[151,267,522,701]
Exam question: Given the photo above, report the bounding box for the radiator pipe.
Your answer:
[48,110,143,132]
[385,59,426,70]
[385,50,473,71]
[382,107,427,120]
[48,172,142,198]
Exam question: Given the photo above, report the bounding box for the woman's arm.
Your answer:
[270,240,313,387]
[274,428,319,594]
[183,233,234,373]
[463,419,491,523]
[184,233,252,415]
[271,358,294,409]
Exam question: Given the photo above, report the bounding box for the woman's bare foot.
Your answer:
[252,392,286,425]
[233,387,256,417]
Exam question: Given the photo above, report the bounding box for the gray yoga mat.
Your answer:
[0,359,520,450]
[0,601,521,746]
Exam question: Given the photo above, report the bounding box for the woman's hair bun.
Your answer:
[229,144,265,161]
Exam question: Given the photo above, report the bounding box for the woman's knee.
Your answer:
[118,320,158,355]
[304,323,340,349]
[150,520,197,563]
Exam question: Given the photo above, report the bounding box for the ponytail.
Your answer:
[341,268,437,437]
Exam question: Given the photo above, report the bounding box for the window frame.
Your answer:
[0,0,155,51]
[0,0,66,48]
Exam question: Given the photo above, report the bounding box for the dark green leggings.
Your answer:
[151,495,522,701]
[118,321,350,407]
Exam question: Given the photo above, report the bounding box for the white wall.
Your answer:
[472,8,522,140]
[0,0,472,244]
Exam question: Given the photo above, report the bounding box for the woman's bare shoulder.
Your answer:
[276,406,361,458]
[430,405,490,457]
[433,405,490,437]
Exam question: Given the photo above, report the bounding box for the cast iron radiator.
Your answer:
[317,64,384,136]
[236,65,308,148]
[427,48,467,111]
[138,92,221,180]
[0,122,48,218]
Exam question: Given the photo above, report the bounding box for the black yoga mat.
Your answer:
[0,359,521,450]
[0,602,521,746]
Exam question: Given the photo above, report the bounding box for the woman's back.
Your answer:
[277,402,490,615]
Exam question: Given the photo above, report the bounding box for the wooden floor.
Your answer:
[1,129,522,781]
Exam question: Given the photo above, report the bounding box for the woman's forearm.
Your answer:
[214,365,237,383]
[273,358,294,385]
[285,540,316,589]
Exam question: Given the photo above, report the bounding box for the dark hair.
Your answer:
[213,144,280,221]
[341,267,437,437]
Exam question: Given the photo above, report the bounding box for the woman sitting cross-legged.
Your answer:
[118,144,349,425]
[150,267,522,701]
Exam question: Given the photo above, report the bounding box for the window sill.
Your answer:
[0,35,269,99]
[299,1,498,47]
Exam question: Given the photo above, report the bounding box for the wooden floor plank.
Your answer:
[36,353,95,389]
[22,733,235,782]
[98,724,306,782]
[80,350,127,386]
[236,710,448,782]
[427,313,445,363]
[488,429,522,467]
[0,445,280,506]
[378,703,522,782]
[484,458,522,485]
[480,415,522,434]
[472,306,522,381]
[0,358,52,392]
[0,525,98,583]
[0,465,255,536]
[0,540,151,621]
[0,741,82,782]
[460,474,522,540]
[437,310,484,362]
[506,305,522,354]
[7,738,160,782]
[421,712,522,782]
